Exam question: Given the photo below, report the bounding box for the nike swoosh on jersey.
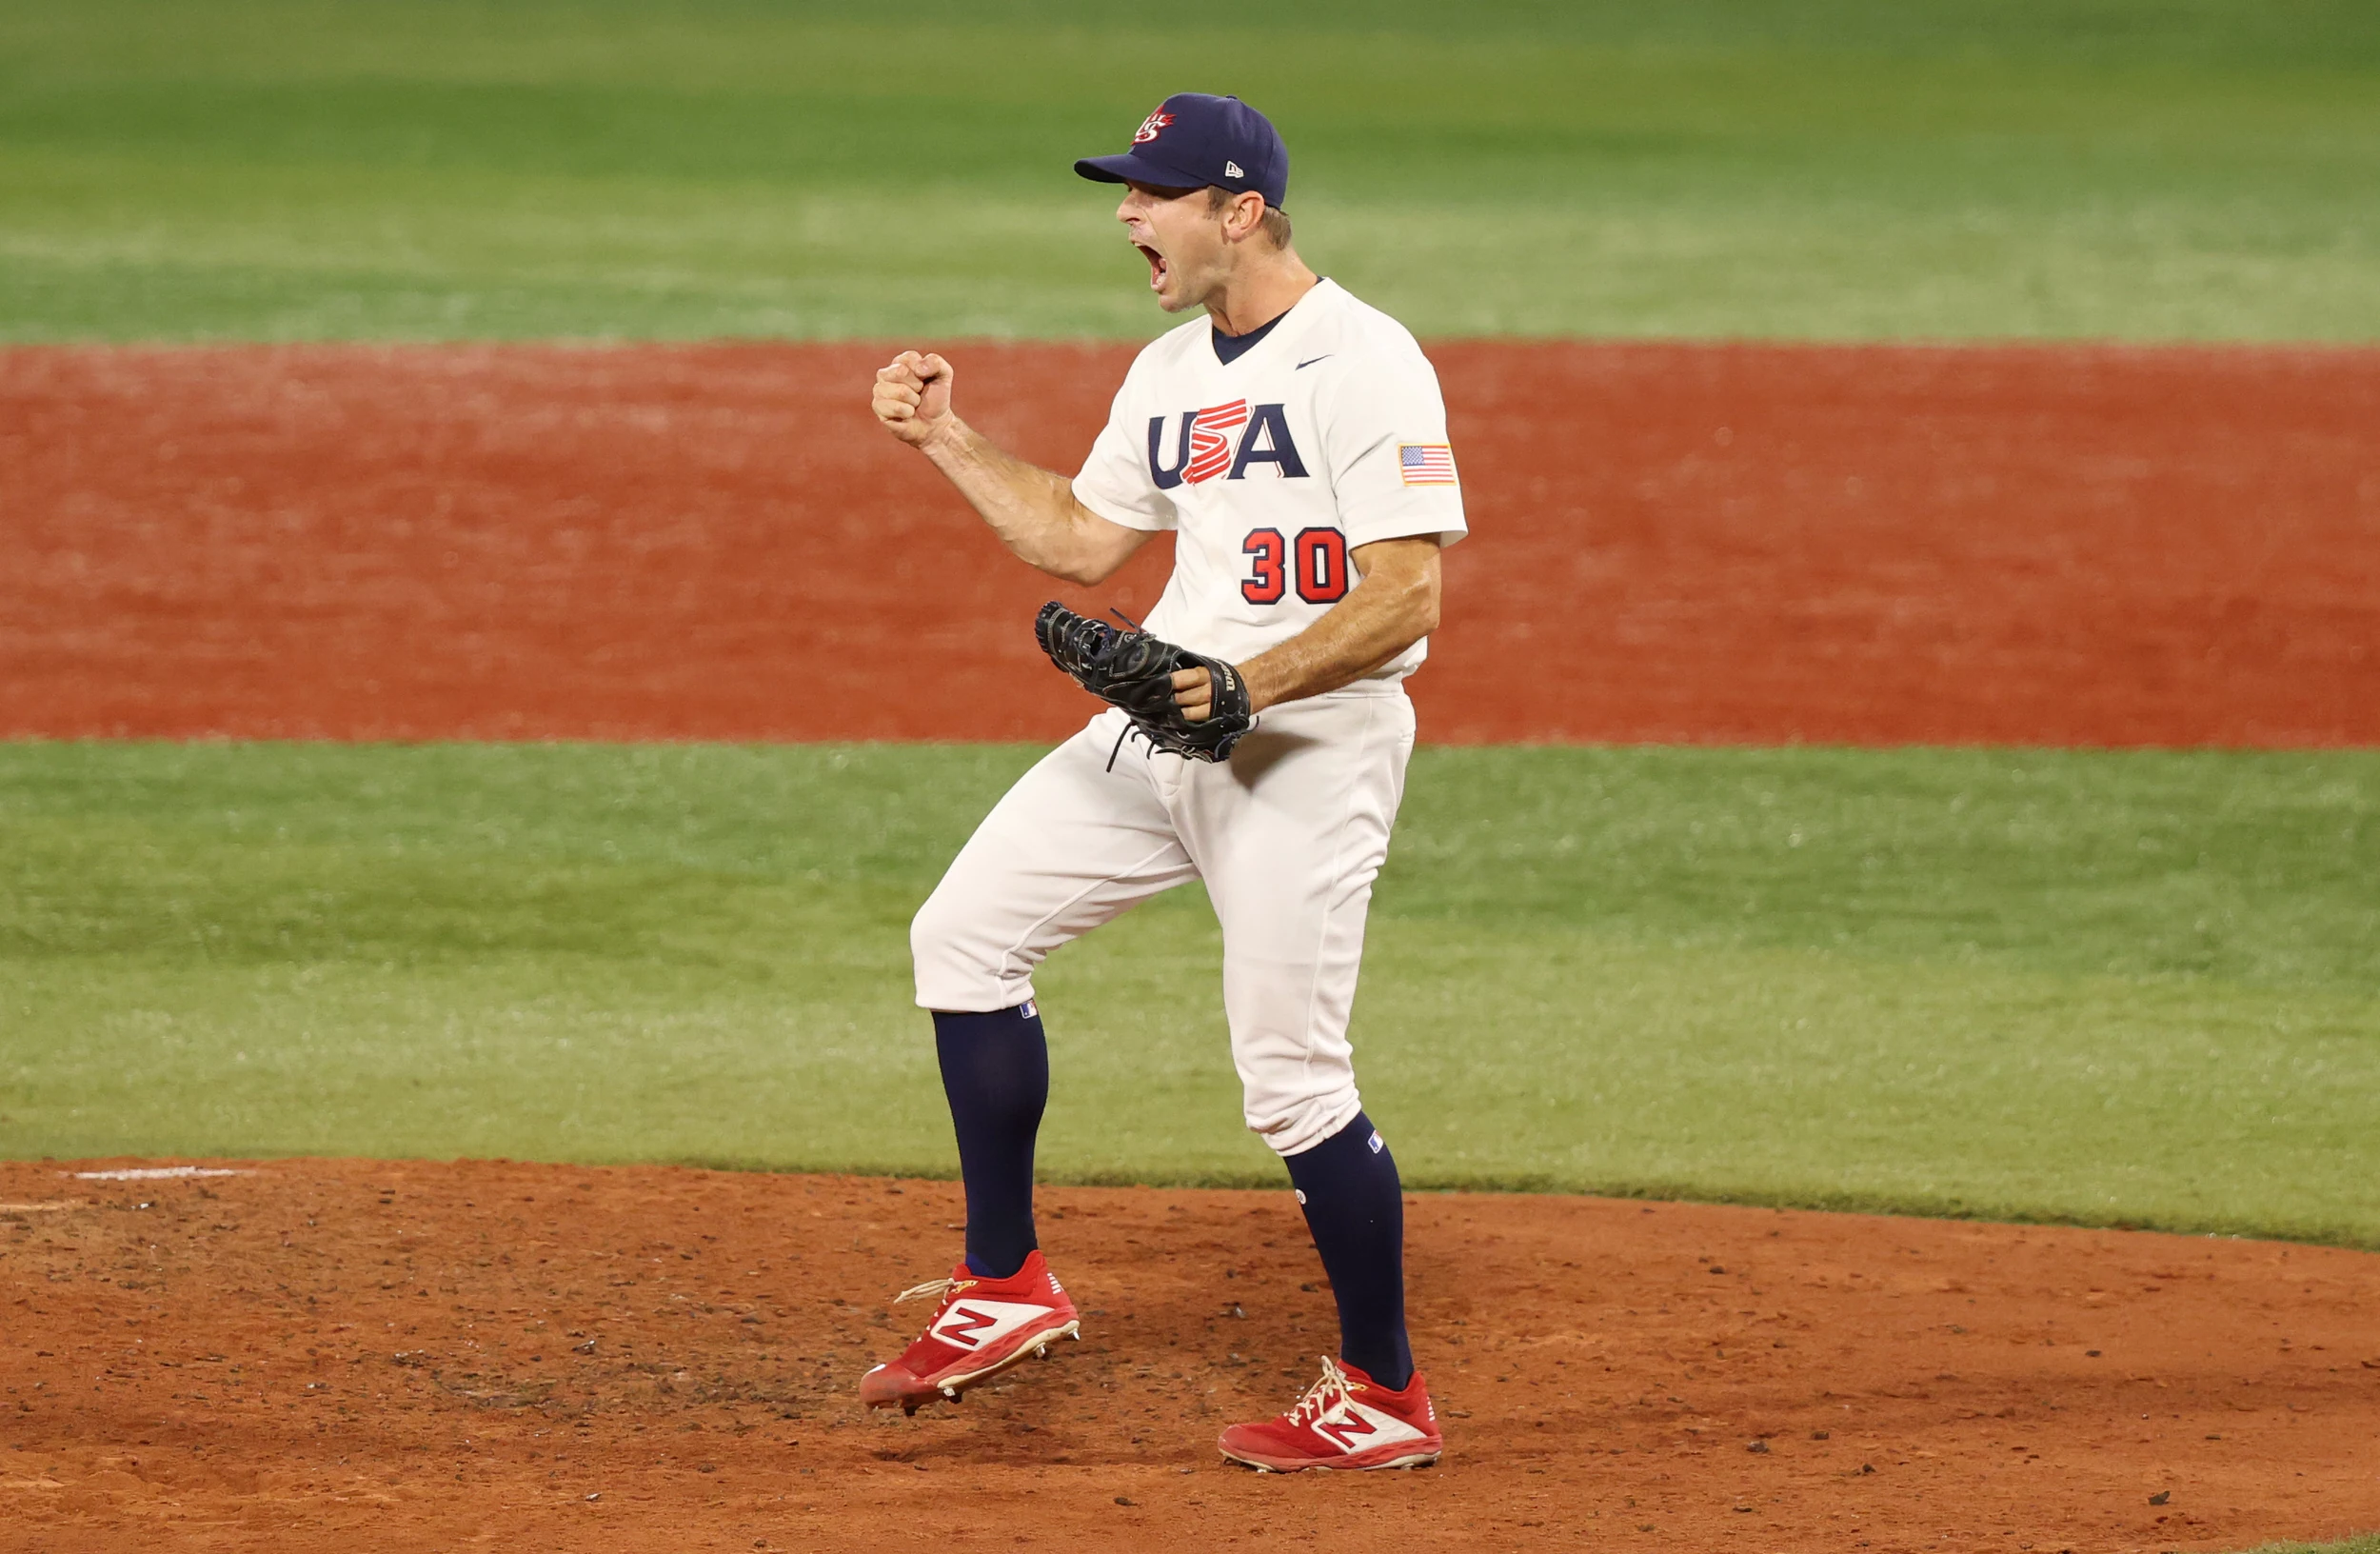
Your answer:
[1296,355,1333,369]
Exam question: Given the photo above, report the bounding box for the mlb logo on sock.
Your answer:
[1368,1130,1384,1154]
[1021,1000,1037,1018]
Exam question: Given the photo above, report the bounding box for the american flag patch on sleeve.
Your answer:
[1398,443,1458,486]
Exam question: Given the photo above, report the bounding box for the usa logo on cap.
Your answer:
[1133,109,1173,144]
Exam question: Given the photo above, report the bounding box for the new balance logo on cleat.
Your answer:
[936,1305,999,1347]
[1314,1398,1426,1453]
[928,1297,1058,1351]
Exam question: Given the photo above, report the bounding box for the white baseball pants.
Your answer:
[912,687,1418,1157]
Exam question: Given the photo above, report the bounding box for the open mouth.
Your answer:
[1135,242,1168,292]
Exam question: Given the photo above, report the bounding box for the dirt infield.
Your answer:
[4,1160,2376,1553]
[3,340,2374,747]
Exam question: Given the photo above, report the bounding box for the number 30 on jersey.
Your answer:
[1241,528,1351,606]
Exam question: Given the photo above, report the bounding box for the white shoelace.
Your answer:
[1286,1356,1357,1427]
[893,1276,970,1305]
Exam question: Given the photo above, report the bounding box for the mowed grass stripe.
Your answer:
[3,742,2373,1246]
[1,0,2376,341]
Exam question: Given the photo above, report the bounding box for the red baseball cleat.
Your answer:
[858,1250,1081,1414]
[1218,1355,1444,1472]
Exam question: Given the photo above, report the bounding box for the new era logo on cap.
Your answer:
[1225,160,1244,178]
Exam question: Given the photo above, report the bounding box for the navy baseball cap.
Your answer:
[1075,93,1289,209]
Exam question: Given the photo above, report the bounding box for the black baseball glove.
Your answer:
[1035,601,1255,762]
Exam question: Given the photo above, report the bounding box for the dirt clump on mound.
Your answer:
[4,1159,2376,1552]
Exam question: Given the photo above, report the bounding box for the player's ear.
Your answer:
[1225,189,1265,243]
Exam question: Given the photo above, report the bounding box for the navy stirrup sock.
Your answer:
[933,1004,1049,1281]
[1283,1110,1415,1390]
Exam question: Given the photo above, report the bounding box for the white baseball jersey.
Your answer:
[1071,278,1467,681]
[915,279,1458,1158]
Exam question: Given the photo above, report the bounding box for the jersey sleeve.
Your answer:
[1324,349,1468,549]
[1070,365,1178,533]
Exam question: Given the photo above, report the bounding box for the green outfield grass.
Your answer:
[4,741,2373,1247]
[3,0,2376,342]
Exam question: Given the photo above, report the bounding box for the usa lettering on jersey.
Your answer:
[1068,280,1466,677]
[1147,402,1309,488]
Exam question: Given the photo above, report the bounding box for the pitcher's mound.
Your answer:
[4,1159,2376,1551]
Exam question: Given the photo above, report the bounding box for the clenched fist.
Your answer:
[872,350,956,448]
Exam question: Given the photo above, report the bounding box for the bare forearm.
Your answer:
[1240,546,1441,710]
[921,418,1134,586]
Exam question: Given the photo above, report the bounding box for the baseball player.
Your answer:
[863,92,1463,1472]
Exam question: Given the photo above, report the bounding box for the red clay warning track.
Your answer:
[3,341,2374,747]
[7,1159,2378,1553]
